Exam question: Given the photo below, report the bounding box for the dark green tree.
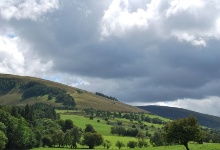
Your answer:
[115,140,125,149]
[13,118,35,149]
[69,126,82,148]
[84,124,96,133]
[163,116,200,150]
[82,132,103,149]
[51,130,64,147]
[42,136,53,147]
[127,141,137,148]
[64,119,74,132]
[57,119,65,132]
[0,122,6,134]
[0,109,18,149]
[103,140,111,149]
[150,131,164,146]
[111,126,126,136]
[0,131,8,150]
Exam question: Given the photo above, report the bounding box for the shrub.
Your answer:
[116,140,125,149]
[127,141,137,148]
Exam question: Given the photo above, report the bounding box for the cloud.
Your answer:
[100,0,161,37]
[1,0,220,115]
[166,0,205,17]
[0,35,24,74]
[0,33,53,77]
[0,0,59,21]
[172,31,207,47]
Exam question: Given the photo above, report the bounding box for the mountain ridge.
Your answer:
[138,105,220,128]
[0,73,144,113]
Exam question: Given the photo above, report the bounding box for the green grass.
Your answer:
[61,114,112,136]
[103,135,142,148]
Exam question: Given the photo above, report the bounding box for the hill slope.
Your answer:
[138,105,220,128]
[0,73,144,113]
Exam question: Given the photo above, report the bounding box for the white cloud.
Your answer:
[100,0,161,37]
[100,0,220,47]
[215,18,220,38]
[0,35,24,74]
[0,0,59,21]
[0,33,53,77]
[172,31,207,47]
[166,0,205,17]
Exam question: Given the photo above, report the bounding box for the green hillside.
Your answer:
[0,73,144,113]
[138,105,220,128]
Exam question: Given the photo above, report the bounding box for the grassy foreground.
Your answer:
[32,143,220,150]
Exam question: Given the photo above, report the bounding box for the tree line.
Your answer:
[95,92,118,101]
[84,108,164,125]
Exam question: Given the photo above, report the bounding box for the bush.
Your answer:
[150,131,164,147]
[116,140,125,149]
[127,141,137,148]
[103,140,111,149]
[137,140,148,148]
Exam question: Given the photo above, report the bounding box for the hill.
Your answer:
[0,73,144,113]
[138,105,220,128]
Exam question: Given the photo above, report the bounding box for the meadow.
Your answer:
[53,111,220,150]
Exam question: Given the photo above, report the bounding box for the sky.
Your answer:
[1,0,220,116]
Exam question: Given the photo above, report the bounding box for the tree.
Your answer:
[127,141,137,148]
[69,127,82,148]
[103,140,111,149]
[64,119,74,132]
[84,124,96,133]
[0,131,8,150]
[51,130,64,147]
[137,140,148,148]
[136,131,145,141]
[136,131,148,148]
[82,132,103,149]
[163,116,200,150]
[13,118,35,149]
[115,140,125,149]
[0,122,6,134]
[111,126,126,136]
[150,131,164,146]
[42,136,53,147]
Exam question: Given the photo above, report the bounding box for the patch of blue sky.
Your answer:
[73,78,89,86]
[6,33,17,39]
[44,75,62,83]
[43,74,89,87]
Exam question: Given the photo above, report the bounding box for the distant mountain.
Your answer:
[138,105,220,129]
[0,73,144,113]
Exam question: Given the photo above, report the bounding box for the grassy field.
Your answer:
[32,143,220,150]
[32,112,220,150]
[61,114,112,136]
[60,111,153,147]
